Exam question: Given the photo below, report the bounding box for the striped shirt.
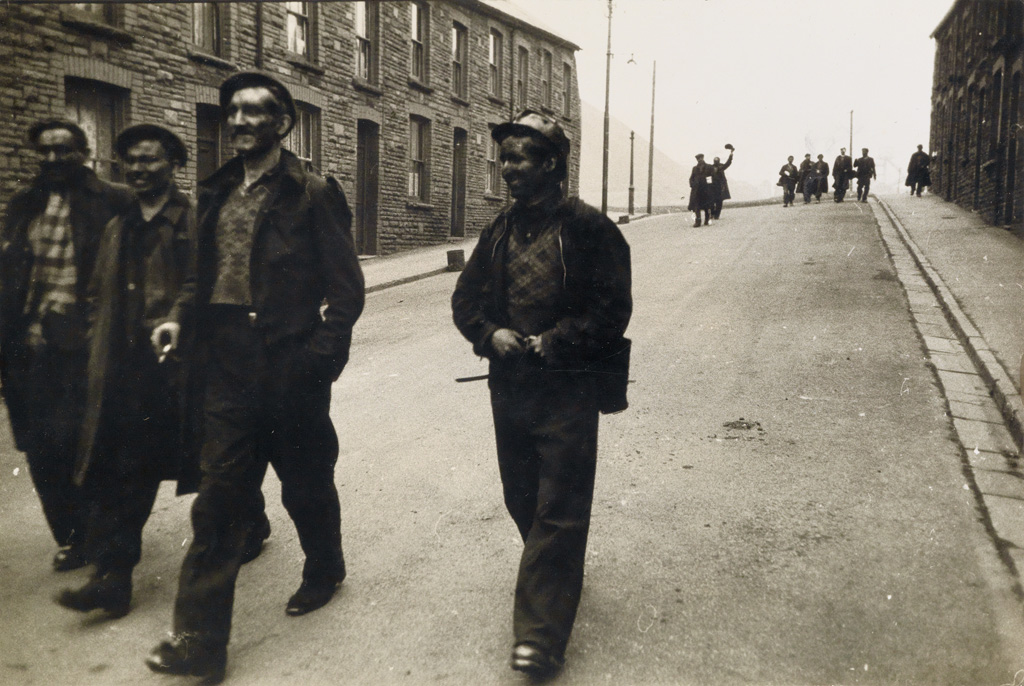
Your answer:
[23,192,77,348]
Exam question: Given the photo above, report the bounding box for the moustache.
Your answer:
[230,127,257,138]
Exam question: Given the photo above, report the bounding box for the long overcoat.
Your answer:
[688,162,714,211]
[710,153,733,203]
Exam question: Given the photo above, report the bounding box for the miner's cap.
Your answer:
[116,124,188,166]
[219,71,297,136]
[492,109,570,159]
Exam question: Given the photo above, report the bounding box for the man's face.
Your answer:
[500,135,555,201]
[862,149,868,155]
[36,128,87,185]
[226,86,289,158]
[788,156,794,163]
[841,148,846,155]
[713,157,720,164]
[123,140,177,199]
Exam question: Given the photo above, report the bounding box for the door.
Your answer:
[450,128,467,238]
[356,119,379,255]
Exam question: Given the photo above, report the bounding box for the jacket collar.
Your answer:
[29,164,107,196]
[199,148,306,193]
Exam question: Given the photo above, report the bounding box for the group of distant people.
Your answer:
[778,148,877,206]
[687,146,734,227]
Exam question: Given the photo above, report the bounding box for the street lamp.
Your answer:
[601,0,613,215]
[628,54,656,215]
[628,131,635,214]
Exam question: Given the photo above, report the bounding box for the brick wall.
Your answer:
[929,0,1024,229]
[0,1,582,255]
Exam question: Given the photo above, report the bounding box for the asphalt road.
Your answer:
[1,200,1023,685]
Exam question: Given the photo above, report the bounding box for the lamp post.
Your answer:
[601,0,612,215]
[628,131,635,214]
[647,60,656,214]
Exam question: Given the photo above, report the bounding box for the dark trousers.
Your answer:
[802,177,815,203]
[173,311,343,648]
[857,178,871,200]
[782,182,796,206]
[489,370,599,659]
[711,199,724,220]
[24,345,89,548]
[834,178,848,202]
[909,182,925,196]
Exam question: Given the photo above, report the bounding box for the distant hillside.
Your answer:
[578,101,763,207]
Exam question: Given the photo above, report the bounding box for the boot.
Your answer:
[56,570,132,618]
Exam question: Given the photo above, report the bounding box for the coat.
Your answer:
[796,158,814,190]
[854,156,876,181]
[76,187,200,492]
[193,149,365,381]
[814,160,830,194]
[906,151,931,187]
[710,153,733,203]
[688,162,714,211]
[0,167,132,450]
[778,163,798,189]
[452,196,632,412]
[833,155,853,189]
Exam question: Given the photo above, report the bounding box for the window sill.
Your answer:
[484,193,506,202]
[60,10,134,44]
[187,50,236,70]
[408,78,434,94]
[540,105,556,115]
[486,95,507,107]
[450,94,471,107]
[352,78,382,96]
[406,199,434,210]
[285,57,325,76]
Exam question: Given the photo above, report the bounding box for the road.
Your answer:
[1,200,1023,685]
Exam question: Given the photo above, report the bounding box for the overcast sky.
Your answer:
[512,0,952,196]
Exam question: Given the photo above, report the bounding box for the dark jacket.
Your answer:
[710,153,733,202]
[906,150,930,186]
[688,162,714,211]
[796,158,814,189]
[813,160,830,193]
[854,156,876,181]
[452,196,632,382]
[0,167,132,449]
[77,187,199,492]
[778,163,798,188]
[833,154,853,188]
[193,150,364,381]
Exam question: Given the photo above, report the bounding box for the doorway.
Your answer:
[356,119,380,255]
[450,128,467,238]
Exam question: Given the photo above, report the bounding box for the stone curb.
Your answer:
[875,197,1024,455]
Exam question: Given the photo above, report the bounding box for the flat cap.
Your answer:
[115,124,188,166]
[219,71,297,136]
[492,109,570,159]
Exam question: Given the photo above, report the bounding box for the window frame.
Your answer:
[541,49,553,109]
[64,77,128,182]
[192,3,222,56]
[486,126,501,195]
[286,1,317,63]
[408,115,431,202]
[489,29,504,99]
[354,2,380,84]
[410,2,430,84]
[517,46,530,108]
[286,102,321,172]
[451,21,468,99]
[562,62,573,117]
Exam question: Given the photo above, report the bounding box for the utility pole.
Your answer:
[628,131,635,214]
[601,0,612,215]
[647,60,656,214]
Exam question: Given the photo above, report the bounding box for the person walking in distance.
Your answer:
[832,147,853,203]
[813,154,830,202]
[146,72,364,684]
[688,154,714,226]
[906,144,930,197]
[452,109,632,678]
[778,156,798,207]
[798,153,814,204]
[854,147,876,202]
[709,147,734,220]
[0,120,132,572]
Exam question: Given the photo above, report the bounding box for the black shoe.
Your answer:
[146,634,226,685]
[510,643,564,677]
[286,576,342,617]
[56,571,131,618]
[241,515,271,565]
[53,545,88,572]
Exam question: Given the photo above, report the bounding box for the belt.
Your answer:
[207,303,259,327]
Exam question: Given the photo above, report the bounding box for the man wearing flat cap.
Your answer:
[56,124,198,618]
[147,72,364,683]
[0,120,132,573]
[688,153,714,226]
[452,109,632,677]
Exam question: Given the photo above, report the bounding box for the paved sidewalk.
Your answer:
[876,193,1024,450]
[360,236,480,293]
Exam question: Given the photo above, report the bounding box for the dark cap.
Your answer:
[491,109,570,160]
[219,71,297,136]
[695,153,704,160]
[116,124,188,166]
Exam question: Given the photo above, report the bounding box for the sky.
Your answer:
[512,0,953,200]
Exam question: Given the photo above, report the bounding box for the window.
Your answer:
[562,63,572,117]
[192,3,221,55]
[489,30,503,98]
[516,47,529,107]
[72,3,114,23]
[542,50,553,108]
[486,127,501,195]
[65,78,127,181]
[286,103,321,172]
[286,2,315,61]
[410,2,429,82]
[196,104,222,181]
[451,22,468,98]
[408,116,430,201]
[354,2,379,84]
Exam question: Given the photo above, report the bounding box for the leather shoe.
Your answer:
[146,634,226,685]
[510,643,564,677]
[52,545,88,572]
[56,571,131,618]
[285,578,341,617]
[240,515,271,565]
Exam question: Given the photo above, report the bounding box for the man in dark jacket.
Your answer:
[709,150,734,220]
[906,144,930,197]
[688,153,714,226]
[452,109,632,678]
[832,148,853,203]
[778,156,798,206]
[798,154,815,203]
[0,120,132,572]
[813,154,830,202]
[146,73,364,684]
[854,148,876,202]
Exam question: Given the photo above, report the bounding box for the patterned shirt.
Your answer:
[505,209,565,337]
[23,192,77,348]
[210,180,269,306]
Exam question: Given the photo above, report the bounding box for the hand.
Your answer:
[491,328,525,358]
[524,334,548,360]
[150,322,181,363]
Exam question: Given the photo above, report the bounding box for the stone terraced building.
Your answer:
[0,1,581,255]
